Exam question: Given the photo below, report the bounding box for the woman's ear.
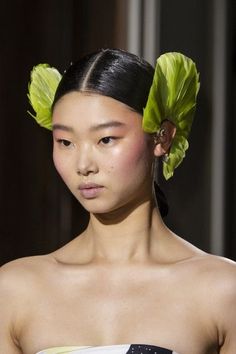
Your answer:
[153,120,176,157]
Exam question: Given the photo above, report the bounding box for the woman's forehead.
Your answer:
[52,92,143,130]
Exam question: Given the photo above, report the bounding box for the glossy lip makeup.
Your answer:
[78,183,104,199]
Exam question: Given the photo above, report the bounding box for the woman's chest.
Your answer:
[19,282,217,354]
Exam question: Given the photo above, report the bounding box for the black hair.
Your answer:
[53,48,168,217]
[53,48,154,114]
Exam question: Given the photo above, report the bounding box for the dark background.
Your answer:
[0,0,235,265]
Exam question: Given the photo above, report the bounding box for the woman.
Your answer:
[0,49,235,354]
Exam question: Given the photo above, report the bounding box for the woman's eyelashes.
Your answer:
[54,136,120,149]
[99,136,119,146]
[56,138,74,148]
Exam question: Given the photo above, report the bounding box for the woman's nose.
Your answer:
[76,145,98,176]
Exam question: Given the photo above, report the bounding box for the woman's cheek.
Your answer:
[114,138,150,172]
[53,150,68,180]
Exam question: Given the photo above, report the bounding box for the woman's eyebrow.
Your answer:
[52,124,74,132]
[89,121,125,131]
[52,121,125,133]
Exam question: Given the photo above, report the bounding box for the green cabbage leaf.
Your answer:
[142,52,200,179]
[27,64,62,130]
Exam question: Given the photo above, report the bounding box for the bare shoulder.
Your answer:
[179,252,236,352]
[180,245,236,289]
[199,255,236,351]
[185,253,236,321]
[190,252,236,285]
[199,253,236,302]
[0,255,57,353]
[0,254,56,299]
[171,233,236,297]
[171,232,236,276]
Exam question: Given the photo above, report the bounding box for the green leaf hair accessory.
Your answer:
[27,64,62,130]
[143,52,200,180]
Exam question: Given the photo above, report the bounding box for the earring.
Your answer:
[159,128,165,137]
[154,128,169,163]
[154,128,166,145]
[159,128,169,162]
[162,153,169,163]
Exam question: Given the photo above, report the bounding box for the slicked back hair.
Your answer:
[53,48,154,114]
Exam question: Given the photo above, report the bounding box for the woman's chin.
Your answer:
[80,198,146,222]
[76,196,127,216]
[75,189,150,218]
[78,199,118,215]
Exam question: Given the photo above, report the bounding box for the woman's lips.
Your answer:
[78,183,104,199]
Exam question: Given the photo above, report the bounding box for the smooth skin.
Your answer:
[0,93,235,354]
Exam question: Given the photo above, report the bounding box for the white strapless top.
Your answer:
[36,344,180,354]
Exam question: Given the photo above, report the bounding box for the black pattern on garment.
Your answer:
[126,344,173,354]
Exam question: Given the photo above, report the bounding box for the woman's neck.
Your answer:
[81,200,167,263]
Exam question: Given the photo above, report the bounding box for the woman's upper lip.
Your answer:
[78,183,103,190]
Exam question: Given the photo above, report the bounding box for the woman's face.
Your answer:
[52,92,154,215]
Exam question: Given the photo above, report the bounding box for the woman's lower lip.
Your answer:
[79,186,104,199]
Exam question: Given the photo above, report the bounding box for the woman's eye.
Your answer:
[99,136,116,145]
[57,139,73,147]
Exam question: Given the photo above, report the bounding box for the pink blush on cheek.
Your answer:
[112,137,151,174]
[126,136,151,162]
